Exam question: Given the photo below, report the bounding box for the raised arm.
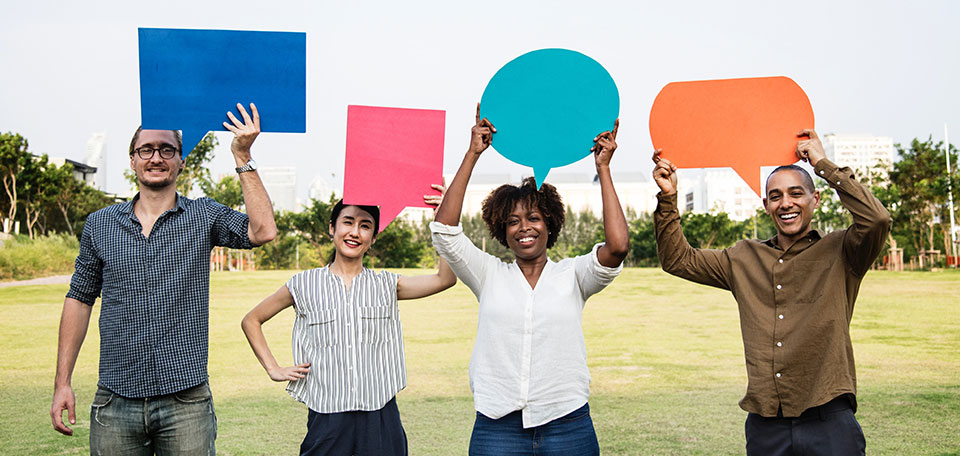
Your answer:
[224,102,277,246]
[592,119,629,267]
[400,182,458,299]
[652,150,731,289]
[797,129,891,275]
[241,286,310,382]
[434,103,495,226]
[50,298,93,436]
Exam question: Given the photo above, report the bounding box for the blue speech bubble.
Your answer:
[138,28,306,156]
[479,49,619,188]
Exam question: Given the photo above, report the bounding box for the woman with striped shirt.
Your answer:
[242,196,456,455]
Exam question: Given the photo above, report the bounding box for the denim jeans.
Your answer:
[89,382,217,456]
[468,403,600,456]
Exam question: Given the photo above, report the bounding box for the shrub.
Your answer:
[0,234,77,281]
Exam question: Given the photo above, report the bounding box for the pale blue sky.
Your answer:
[2,0,958,199]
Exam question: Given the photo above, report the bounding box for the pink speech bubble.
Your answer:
[343,105,445,232]
[649,76,814,197]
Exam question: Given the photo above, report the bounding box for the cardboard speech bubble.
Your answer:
[342,105,445,232]
[479,49,619,188]
[649,76,814,197]
[138,28,306,156]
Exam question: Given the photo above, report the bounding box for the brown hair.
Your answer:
[481,177,565,249]
[128,126,183,157]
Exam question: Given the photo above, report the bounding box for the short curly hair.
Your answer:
[481,177,565,249]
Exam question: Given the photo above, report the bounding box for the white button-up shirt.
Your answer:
[431,221,622,428]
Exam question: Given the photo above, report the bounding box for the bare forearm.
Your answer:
[237,171,277,245]
[55,298,92,388]
[434,152,480,226]
[597,165,629,262]
[241,315,282,374]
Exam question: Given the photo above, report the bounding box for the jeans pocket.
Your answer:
[173,383,212,404]
[557,405,591,423]
[90,387,114,427]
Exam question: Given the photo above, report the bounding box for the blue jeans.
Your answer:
[89,382,217,455]
[468,403,600,456]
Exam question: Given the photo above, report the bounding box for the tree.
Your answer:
[680,211,741,249]
[201,174,243,210]
[368,218,426,268]
[0,132,30,229]
[627,213,659,267]
[550,208,603,260]
[18,154,55,238]
[47,162,83,237]
[888,137,959,265]
[123,132,218,196]
[812,179,853,233]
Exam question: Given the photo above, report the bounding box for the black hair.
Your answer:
[481,177,565,249]
[766,164,816,193]
[326,200,380,264]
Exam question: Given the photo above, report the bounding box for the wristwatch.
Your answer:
[236,159,257,174]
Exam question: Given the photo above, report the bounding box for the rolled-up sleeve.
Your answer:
[65,215,103,305]
[575,242,623,301]
[430,221,497,298]
[207,198,254,249]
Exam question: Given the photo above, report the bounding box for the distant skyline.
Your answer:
[2,1,958,202]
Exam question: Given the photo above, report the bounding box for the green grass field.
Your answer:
[1,269,958,455]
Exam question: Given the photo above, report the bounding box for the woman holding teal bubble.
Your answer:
[431,105,629,455]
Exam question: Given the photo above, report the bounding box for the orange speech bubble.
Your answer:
[649,76,814,197]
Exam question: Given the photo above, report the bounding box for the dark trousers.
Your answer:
[468,403,599,456]
[745,397,866,456]
[300,397,406,456]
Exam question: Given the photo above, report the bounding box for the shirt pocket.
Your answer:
[792,259,831,303]
[359,306,396,345]
[305,308,339,347]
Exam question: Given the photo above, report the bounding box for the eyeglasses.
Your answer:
[134,145,178,160]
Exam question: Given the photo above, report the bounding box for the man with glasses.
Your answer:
[51,103,277,454]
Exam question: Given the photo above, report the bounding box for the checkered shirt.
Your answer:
[66,194,253,398]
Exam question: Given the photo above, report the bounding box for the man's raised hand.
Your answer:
[652,149,678,195]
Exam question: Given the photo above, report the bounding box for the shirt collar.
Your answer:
[119,192,187,218]
[764,229,824,250]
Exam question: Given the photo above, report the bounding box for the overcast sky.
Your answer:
[2,0,958,200]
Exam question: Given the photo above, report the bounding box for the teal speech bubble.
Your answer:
[479,48,619,188]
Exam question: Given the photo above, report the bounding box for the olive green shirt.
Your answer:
[654,159,891,418]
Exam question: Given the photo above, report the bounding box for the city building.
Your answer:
[678,168,764,221]
[822,133,895,179]
[47,157,98,187]
[259,166,298,213]
[84,133,107,190]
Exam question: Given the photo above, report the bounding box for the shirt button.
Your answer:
[776,284,782,290]
[778,259,784,264]
[777,341,783,347]
[778,314,784,320]
[819,170,825,175]
[776,372,782,378]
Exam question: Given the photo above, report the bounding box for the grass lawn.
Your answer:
[1,269,958,455]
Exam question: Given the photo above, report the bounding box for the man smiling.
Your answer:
[651,129,891,456]
[51,103,277,455]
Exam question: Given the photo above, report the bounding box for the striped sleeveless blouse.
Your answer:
[285,267,406,413]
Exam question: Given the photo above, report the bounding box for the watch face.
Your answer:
[247,159,257,170]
